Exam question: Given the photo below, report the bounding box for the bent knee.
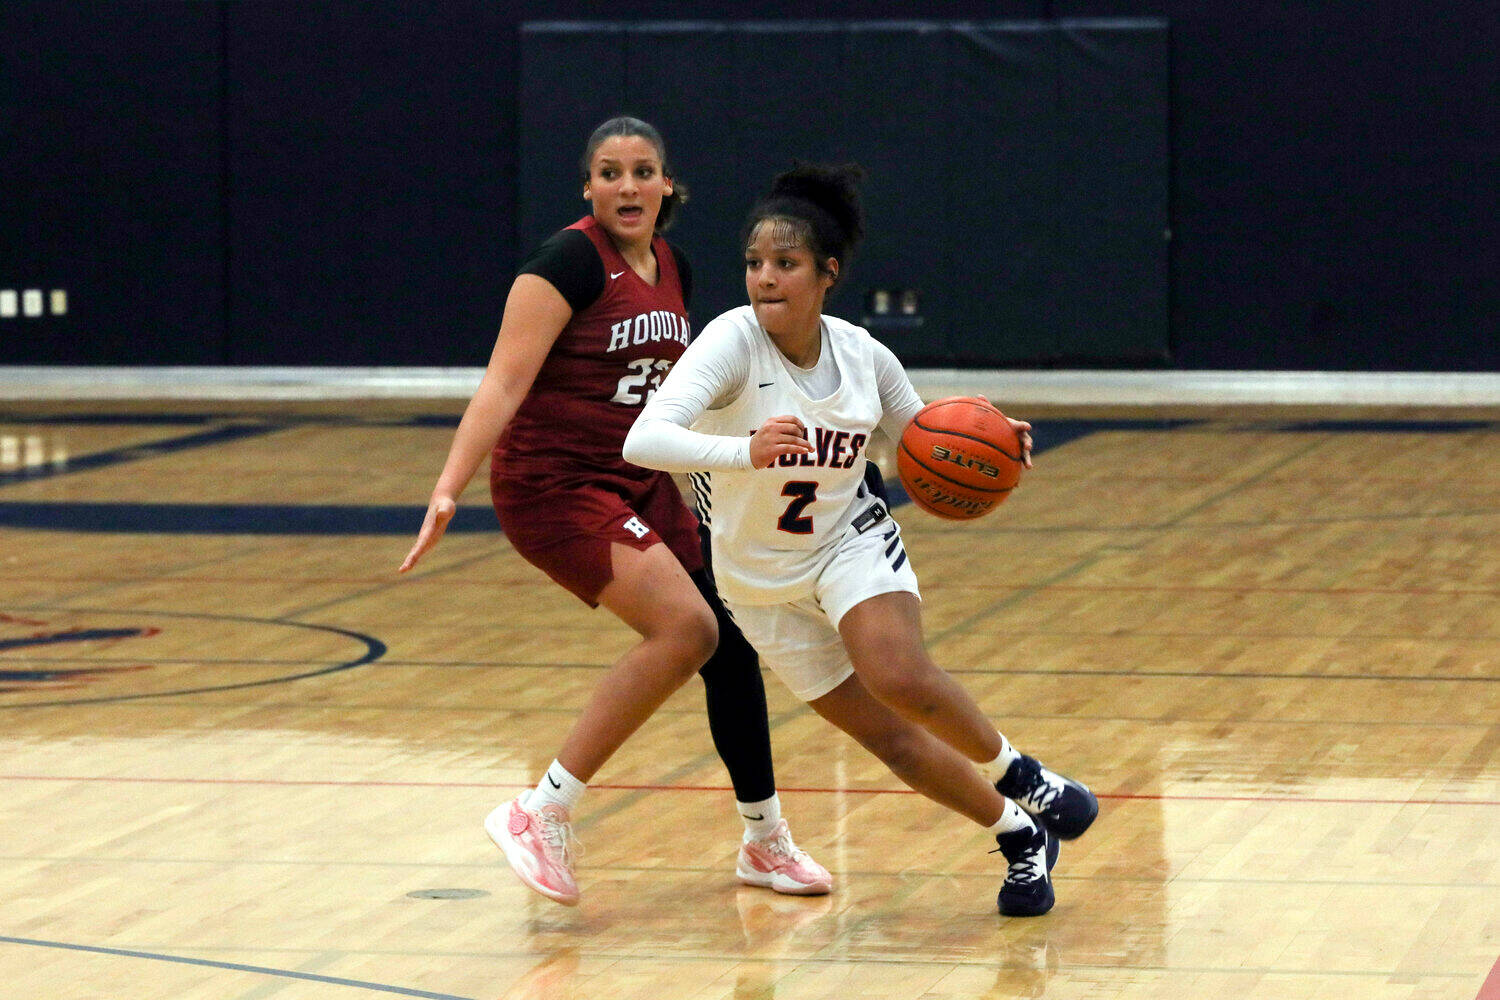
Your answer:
[862,724,927,776]
[862,661,943,714]
[686,608,719,664]
[658,605,718,676]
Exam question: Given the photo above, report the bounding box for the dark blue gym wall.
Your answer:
[517,20,1171,368]
[1,2,1495,371]
[0,2,226,364]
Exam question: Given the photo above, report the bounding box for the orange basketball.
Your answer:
[896,397,1023,520]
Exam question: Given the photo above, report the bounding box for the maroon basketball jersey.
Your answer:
[496,216,691,486]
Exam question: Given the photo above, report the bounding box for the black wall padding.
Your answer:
[222,2,508,365]
[0,3,225,364]
[519,19,1170,366]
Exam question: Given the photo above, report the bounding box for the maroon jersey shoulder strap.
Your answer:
[571,217,619,268]
[651,233,682,292]
[567,216,680,296]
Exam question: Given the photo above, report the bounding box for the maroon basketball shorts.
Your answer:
[490,470,702,607]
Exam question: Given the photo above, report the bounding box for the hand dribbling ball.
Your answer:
[896,397,1023,520]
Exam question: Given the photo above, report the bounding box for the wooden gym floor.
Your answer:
[1,400,1498,1000]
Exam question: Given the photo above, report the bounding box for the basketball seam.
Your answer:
[898,440,1016,495]
[911,409,1023,464]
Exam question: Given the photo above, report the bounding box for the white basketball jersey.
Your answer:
[692,307,887,605]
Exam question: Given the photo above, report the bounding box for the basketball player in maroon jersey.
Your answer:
[399,117,828,905]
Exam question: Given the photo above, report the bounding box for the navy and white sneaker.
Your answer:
[994,822,1060,917]
[996,754,1098,841]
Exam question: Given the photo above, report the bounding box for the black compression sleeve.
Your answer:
[517,229,604,313]
[692,551,776,803]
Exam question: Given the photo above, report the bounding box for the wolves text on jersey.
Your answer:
[606,310,691,353]
[768,426,869,469]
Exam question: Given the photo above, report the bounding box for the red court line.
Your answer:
[1478,955,1500,1000]
[1,773,1497,808]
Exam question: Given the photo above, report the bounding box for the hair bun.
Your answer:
[770,162,865,247]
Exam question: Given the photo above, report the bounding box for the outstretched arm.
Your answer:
[399,275,570,573]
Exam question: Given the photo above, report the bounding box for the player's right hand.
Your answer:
[749,415,813,469]
[399,495,458,573]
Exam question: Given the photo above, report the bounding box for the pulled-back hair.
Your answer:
[741,162,866,286]
[579,116,688,232]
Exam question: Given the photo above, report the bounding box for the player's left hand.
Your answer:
[975,395,1033,469]
[1009,417,1033,469]
[399,494,457,573]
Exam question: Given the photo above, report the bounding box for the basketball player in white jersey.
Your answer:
[625,163,1098,916]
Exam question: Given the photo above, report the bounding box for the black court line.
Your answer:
[3,416,1495,535]
[1275,419,1497,433]
[0,500,497,535]
[0,935,473,1000]
[0,416,1167,534]
[0,413,230,426]
[3,931,1473,985]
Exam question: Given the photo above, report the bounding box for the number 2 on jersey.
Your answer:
[777,481,818,534]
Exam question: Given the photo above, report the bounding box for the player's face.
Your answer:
[583,136,672,246]
[744,221,835,339]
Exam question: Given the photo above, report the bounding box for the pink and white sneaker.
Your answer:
[485,797,580,906]
[736,820,833,895]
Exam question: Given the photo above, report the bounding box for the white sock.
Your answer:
[979,732,1021,784]
[737,793,782,841]
[987,799,1036,836]
[526,760,585,814]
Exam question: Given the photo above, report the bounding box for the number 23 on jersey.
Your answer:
[611,357,673,405]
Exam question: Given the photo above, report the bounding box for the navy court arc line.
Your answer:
[0,934,474,1000]
[0,607,386,709]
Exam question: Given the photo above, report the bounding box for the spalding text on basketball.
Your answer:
[908,474,996,515]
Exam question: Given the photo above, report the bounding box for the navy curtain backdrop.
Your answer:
[518,21,1169,367]
[0,2,1494,371]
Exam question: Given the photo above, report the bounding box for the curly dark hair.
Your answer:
[741,161,866,285]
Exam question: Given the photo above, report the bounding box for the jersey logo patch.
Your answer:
[610,270,626,280]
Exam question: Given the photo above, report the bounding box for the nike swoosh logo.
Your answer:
[758,381,774,388]
[610,270,626,280]
[547,773,562,789]
[741,813,764,821]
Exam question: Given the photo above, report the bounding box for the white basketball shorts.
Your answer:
[724,511,920,702]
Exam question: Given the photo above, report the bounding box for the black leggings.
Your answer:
[690,462,890,803]
[691,550,776,804]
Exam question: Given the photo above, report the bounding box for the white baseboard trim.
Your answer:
[1,366,1498,406]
